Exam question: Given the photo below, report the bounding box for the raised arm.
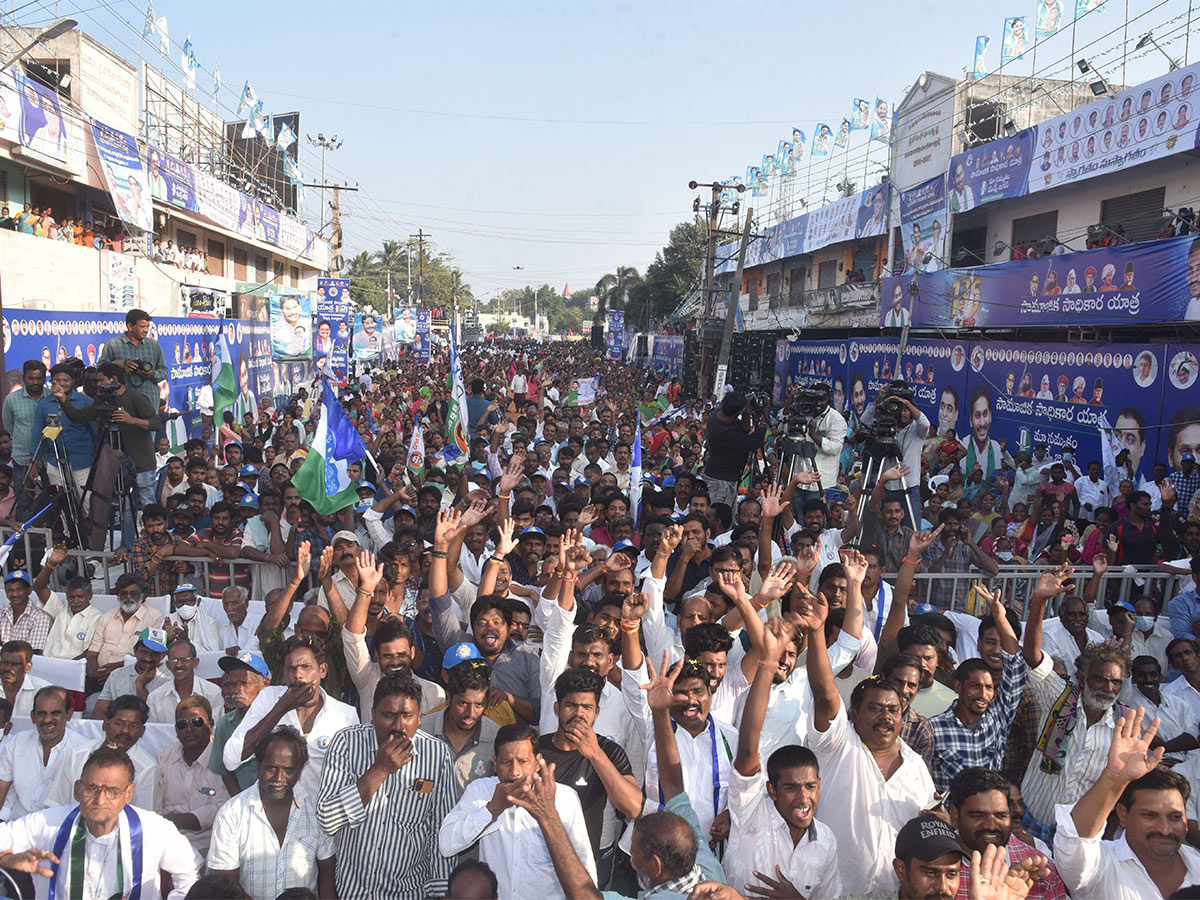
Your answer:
[1068,708,1162,840]
[839,548,866,640]
[510,758,603,900]
[1024,564,1075,668]
[261,542,310,631]
[881,526,941,648]
[799,587,837,731]
[430,507,468,599]
[478,519,516,598]
[735,619,790,776]
[644,651,685,800]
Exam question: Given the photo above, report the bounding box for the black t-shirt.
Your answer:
[536,732,633,858]
[704,413,765,481]
[1106,517,1158,565]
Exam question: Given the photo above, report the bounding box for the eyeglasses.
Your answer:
[175,716,207,730]
[79,783,126,800]
[167,656,196,665]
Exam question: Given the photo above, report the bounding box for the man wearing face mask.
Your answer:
[1121,597,1172,679]
[162,583,222,654]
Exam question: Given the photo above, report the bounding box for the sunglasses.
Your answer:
[175,716,207,731]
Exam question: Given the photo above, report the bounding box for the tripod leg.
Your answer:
[855,455,880,525]
[889,456,920,530]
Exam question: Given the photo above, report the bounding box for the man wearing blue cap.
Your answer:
[0,569,51,653]
[209,652,271,795]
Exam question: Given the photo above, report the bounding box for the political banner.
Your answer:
[835,119,851,148]
[14,71,69,169]
[107,254,136,312]
[0,312,300,447]
[850,99,871,130]
[812,124,832,155]
[269,293,312,361]
[777,142,794,177]
[651,335,684,376]
[315,277,351,384]
[606,310,625,361]
[790,128,806,158]
[881,233,1198,328]
[1001,17,1029,64]
[898,176,947,274]
[773,341,847,407]
[946,128,1035,212]
[846,338,968,441]
[870,98,892,144]
[973,35,991,80]
[90,120,153,233]
[352,312,383,362]
[395,308,417,344]
[1158,344,1200,481]
[414,310,431,365]
[1035,0,1066,38]
[962,340,1166,483]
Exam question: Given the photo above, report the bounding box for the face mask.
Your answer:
[997,551,1014,561]
[1063,452,1073,462]
[1137,615,1156,632]
[177,604,198,622]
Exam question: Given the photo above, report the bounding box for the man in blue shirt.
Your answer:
[32,361,97,492]
[1168,556,1200,641]
[465,378,500,436]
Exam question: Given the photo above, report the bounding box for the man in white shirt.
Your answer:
[91,627,170,721]
[214,586,260,656]
[1041,595,1104,671]
[224,635,358,800]
[726,620,841,900]
[802,384,848,493]
[47,694,161,809]
[146,638,223,724]
[239,492,291,603]
[802,556,936,895]
[154,695,228,857]
[209,724,336,900]
[0,640,49,717]
[0,686,85,820]
[438,723,596,900]
[32,552,104,660]
[163,584,223,654]
[1127,655,1197,750]
[1076,461,1113,524]
[1054,709,1200,899]
[0,745,199,899]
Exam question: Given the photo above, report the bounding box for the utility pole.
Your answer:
[716,206,754,381]
[409,229,426,307]
[302,176,357,275]
[690,178,744,391]
[304,133,343,234]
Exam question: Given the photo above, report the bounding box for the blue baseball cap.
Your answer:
[913,602,939,616]
[239,464,260,476]
[443,641,488,670]
[612,539,638,554]
[3,570,29,585]
[239,493,259,509]
[218,652,270,679]
[518,526,546,540]
[1111,600,1137,614]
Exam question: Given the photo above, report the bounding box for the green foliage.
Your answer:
[343,241,474,312]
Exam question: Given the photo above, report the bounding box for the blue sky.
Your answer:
[59,0,1190,299]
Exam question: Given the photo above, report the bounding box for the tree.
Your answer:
[635,218,705,329]
[340,239,475,313]
[594,266,641,325]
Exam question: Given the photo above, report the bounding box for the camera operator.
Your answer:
[98,308,168,416]
[32,360,97,492]
[53,361,162,505]
[703,390,767,507]
[793,382,846,492]
[859,384,928,528]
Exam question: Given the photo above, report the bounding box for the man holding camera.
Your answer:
[703,390,767,507]
[99,308,168,416]
[53,362,162,506]
[797,383,846,492]
[859,383,929,528]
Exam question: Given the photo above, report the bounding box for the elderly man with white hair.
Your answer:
[215,586,260,656]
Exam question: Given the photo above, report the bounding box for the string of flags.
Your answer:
[974,0,1109,80]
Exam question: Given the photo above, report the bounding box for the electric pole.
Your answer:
[409,229,426,307]
[302,176,357,275]
[690,178,744,392]
[716,206,754,384]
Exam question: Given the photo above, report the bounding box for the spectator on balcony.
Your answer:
[13,204,33,235]
[0,207,13,230]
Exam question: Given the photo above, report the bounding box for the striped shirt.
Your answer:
[99,333,168,412]
[316,724,456,899]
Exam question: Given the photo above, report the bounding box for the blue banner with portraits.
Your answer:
[1158,345,1200,481]
[898,176,947,275]
[352,313,383,362]
[414,310,431,365]
[772,341,846,408]
[606,310,625,361]
[881,233,1197,328]
[1,311,304,445]
[651,336,684,376]
[844,338,968,441]
[315,277,351,385]
[946,128,1035,213]
[269,293,312,361]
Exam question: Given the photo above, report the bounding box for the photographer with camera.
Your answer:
[53,361,162,505]
[703,390,767,507]
[859,381,929,528]
[32,360,97,492]
[98,308,168,416]
[792,382,846,492]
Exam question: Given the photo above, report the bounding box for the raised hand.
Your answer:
[641,651,681,711]
[973,582,1004,617]
[1006,855,1051,898]
[1092,552,1109,577]
[1105,707,1164,782]
[659,523,684,555]
[460,497,491,529]
[506,756,558,824]
[576,503,600,528]
[789,585,827,634]
[317,544,336,581]
[761,617,794,662]
[495,518,517,557]
[295,541,311,581]
[792,541,819,579]
[909,523,944,556]
[757,561,797,603]
[47,543,69,567]
[881,463,912,483]
[622,592,650,621]
[1032,564,1074,604]
[0,849,59,878]
[790,470,820,486]
[433,507,465,550]
[499,452,526,493]
[564,543,592,576]
[356,549,383,595]
[759,483,786,519]
[716,568,750,604]
[968,843,1013,900]
[840,548,868,586]
[1106,533,1119,555]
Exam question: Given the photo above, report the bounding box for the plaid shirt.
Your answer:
[900,706,936,773]
[1,387,44,464]
[186,526,250,593]
[98,333,168,413]
[1000,687,1042,787]
[928,651,1028,793]
[0,601,52,651]
[128,534,182,596]
[956,835,1067,900]
[1170,469,1200,516]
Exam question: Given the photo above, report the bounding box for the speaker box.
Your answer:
[590,325,604,349]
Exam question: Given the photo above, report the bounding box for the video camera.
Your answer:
[786,385,826,435]
[870,380,914,444]
[92,382,122,418]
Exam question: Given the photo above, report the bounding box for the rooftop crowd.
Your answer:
[0,317,1195,900]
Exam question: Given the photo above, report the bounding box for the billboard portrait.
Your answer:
[414,310,431,365]
[898,176,947,274]
[1158,344,1200,480]
[606,310,625,361]
[353,312,382,361]
[269,293,312,361]
[652,335,683,376]
[846,338,966,439]
[773,341,847,408]
[90,120,153,233]
[14,71,68,167]
[315,277,351,384]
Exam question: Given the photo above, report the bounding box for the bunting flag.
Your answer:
[870,97,892,144]
[155,16,168,55]
[835,118,851,148]
[293,382,371,515]
[849,99,870,130]
[275,122,297,152]
[143,3,155,37]
[254,104,273,142]
[1001,16,1029,64]
[973,35,991,80]
[1036,0,1065,39]
[238,81,258,117]
[181,35,197,91]
[445,322,470,456]
[812,123,832,155]
[211,322,236,428]
[630,411,643,524]
[790,128,806,158]
[211,64,221,101]
[407,425,425,480]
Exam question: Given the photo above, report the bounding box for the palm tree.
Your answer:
[373,240,409,310]
[593,266,641,324]
[345,251,383,308]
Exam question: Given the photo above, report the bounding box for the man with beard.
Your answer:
[48,694,160,808]
[1020,564,1133,837]
[345,549,443,719]
[421,656,499,796]
[921,509,999,610]
[0,686,85,820]
[430,509,541,724]
[439,723,595,900]
[726,618,840,900]
[209,724,335,900]
[804,551,936,896]
[208,652,270,795]
[225,635,358,800]
[948,767,1063,900]
[91,626,170,720]
[85,574,162,689]
[928,585,1026,794]
[319,674,455,899]
[1055,710,1200,898]
[537,667,640,882]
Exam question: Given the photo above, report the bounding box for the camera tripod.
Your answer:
[775,428,823,494]
[855,435,918,529]
[28,416,86,549]
[79,416,140,551]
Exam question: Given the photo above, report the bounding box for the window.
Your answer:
[788,267,806,303]
[255,254,268,280]
[289,266,299,287]
[233,248,247,281]
[1100,186,1166,244]
[1011,210,1059,250]
[745,276,760,310]
[273,260,284,282]
[176,229,196,250]
[817,259,837,289]
[765,272,782,308]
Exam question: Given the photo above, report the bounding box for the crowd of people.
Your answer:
[0,203,128,251]
[0,327,1193,900]
[153,240,211,273]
